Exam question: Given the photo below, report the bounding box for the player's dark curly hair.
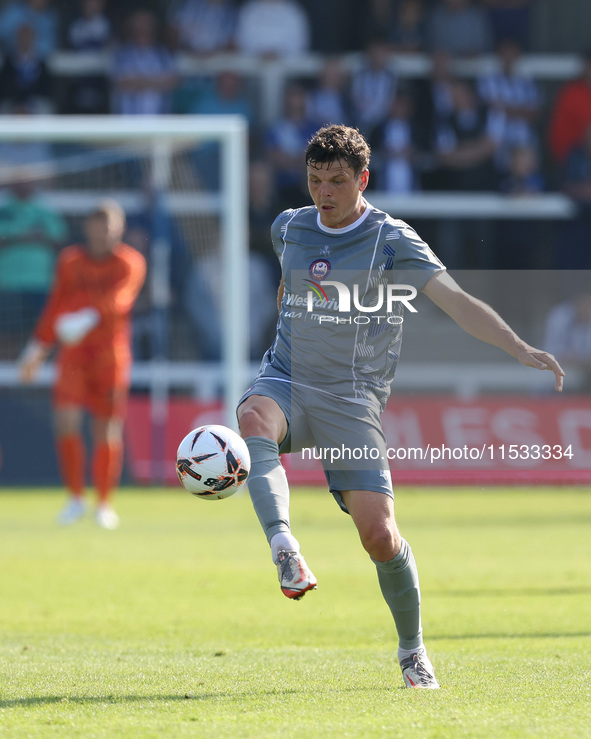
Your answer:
[305,125,371,177]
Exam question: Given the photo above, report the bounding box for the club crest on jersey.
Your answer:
[309,259,331,280]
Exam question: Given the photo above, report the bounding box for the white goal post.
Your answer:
[0,114,249,424]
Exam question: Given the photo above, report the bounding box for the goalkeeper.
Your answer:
[20,201,146,529]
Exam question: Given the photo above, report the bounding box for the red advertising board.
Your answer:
[125,395,591,486]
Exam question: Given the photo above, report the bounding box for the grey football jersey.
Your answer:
[258,201,445,409]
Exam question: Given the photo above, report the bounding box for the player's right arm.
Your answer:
[19,251,72,383]
[422,270,565,392]
[19,340,51,383]
[270,210,293,315]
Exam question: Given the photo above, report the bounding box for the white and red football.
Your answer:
[176,425,250,500]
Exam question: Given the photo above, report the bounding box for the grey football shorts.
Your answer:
[238,376,393,514]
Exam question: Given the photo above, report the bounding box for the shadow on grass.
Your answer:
[0,684,394,709]
[430,631,591,641]
[430,585,591,598]
[0,695,187,709]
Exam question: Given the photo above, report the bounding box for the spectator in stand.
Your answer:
[414,49,457,181]
[428,0,493,57]
[499,143,544,196]
[477,39,540,174]
[436,79,497,191]
[189,71,258,189]
[235,0,310,59]
[167,0,237,56]
[0,0,58,60]
[247,160,283,354]
[67,0,111,50]
[389,0,427,53]
[548,51,591,166]
[111,10,179,116]
[0,175,68,357]
[265,82,318,209]
[190,70,256,124]
[125,216,188,361]
[64,0,111,114]
[364,0,391,39]
[480,0,533,48]
[351,36,398,138]
[435,79,497,266]
[248,160,281,278]
[496,144,545,268]
[306,57,351,128]
[370,91,419,193]
[302,0,360,53]
[106,1,164,34]
[0,23,53,114]
[560,122,591,269]
[183,163,278,361]
[124,219,154,361]
[184,248,278,361]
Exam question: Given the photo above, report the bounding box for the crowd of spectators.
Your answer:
[1,0,590,360]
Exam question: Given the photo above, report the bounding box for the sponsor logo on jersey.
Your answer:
[309,259,331,280]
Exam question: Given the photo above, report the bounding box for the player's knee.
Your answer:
[54,408,81,437]
[93,418,121,445]
[360,524,400,561]
[238,404,276,440]
[105,424,123,445]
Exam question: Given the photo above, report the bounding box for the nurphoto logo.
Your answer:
[304,281,418,313]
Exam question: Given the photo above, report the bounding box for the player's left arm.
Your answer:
[422,270,565,392]
[112,253,147,315]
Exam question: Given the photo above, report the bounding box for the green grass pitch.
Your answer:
[1,486,590,738]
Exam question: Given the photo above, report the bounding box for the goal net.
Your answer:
[0,115,249,485]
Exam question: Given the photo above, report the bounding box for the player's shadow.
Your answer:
[0,695,191,709]
[429,584,591,640]
[430,585,591,598]
[0,685,393,709]
[430,631,591,640]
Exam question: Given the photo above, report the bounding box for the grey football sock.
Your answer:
[244,436,291,545]
[372,538,423,651]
